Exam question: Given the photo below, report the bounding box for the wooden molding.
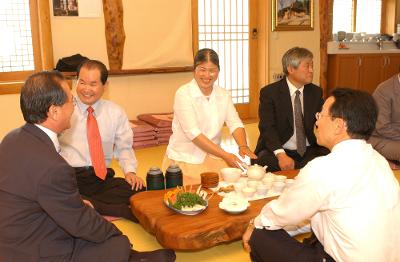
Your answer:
[37,0,54,70]
[191,0,199,56]
[61,66,193,79]
[0,82,23,95]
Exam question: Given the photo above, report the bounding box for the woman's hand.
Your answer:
[222,152,244,168]
[238,146,257,159]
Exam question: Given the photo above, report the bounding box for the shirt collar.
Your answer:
[35,124,60,152]
[331,139,366,152]
[75,96,101,115]
[286,78,304,96]
[190,78,218,99]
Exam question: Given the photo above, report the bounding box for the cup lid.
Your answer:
[166,164,181,173]
[147,167,163,176]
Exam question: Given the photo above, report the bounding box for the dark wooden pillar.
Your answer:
[102,0,125,70]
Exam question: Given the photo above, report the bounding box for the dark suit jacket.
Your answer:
[254,78,324,155]
[0,123,124,261]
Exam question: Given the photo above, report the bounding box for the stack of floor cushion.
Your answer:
[130,120,158,149]
[137,113,173,145]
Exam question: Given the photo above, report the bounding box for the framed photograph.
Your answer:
[272,0,314,31]
[53,0,79,17]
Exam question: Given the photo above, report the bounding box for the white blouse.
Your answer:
[166,79,244,164]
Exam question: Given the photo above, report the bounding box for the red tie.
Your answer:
[87,106,107,180]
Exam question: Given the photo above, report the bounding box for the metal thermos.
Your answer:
[165,164,183,188]
[146,167,165,190]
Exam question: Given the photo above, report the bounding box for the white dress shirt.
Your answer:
[274,78,310,155]
[255,139,400,262]
[35,124,60,153]
[166,79,244,164]
[59,97,138,174]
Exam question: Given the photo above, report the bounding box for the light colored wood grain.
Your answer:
[130,170,298,250]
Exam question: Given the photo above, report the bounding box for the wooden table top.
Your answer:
[130,169,299,250]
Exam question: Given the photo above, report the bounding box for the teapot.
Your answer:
[246,164,267,181]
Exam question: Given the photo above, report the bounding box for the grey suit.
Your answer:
[368,74,400,162]
[0,123,131,261]
[253,78,328,171]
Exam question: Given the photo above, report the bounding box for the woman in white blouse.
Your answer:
[163,48,257,185]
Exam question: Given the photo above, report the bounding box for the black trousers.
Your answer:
[74,167,145,222]
[252,146,329,172]
[249,229,335,262]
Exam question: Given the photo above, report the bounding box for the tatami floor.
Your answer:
[112,122,400,262]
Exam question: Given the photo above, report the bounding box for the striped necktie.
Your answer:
[294,90,306,156]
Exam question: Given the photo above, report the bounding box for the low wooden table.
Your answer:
[130,170,298,250]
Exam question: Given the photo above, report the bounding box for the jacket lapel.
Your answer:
[302,84,313,128]
[280,79,294,129]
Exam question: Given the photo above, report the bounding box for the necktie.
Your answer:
[294,90,306,156]
[87,106,107,180]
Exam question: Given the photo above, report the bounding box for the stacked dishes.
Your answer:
[200,172,219,188]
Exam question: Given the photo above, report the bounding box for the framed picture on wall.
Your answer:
[53,0,79,17]
[272,0,314,31]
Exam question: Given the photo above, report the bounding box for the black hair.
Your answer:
[20,71,67,124]
[77,59,108,85]
[193,48,220,70]
[330,87,378,140]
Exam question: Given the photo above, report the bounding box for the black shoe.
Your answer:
[130,249,176,262]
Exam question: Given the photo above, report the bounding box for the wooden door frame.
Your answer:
[191,0,264,120]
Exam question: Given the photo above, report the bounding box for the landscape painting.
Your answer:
[272,0,314,31]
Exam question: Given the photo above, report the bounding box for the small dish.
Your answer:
[164,200,208,216]
[219,196,249,214]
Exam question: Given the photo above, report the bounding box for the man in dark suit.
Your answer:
[253,47,328,171]
[0,71,175,261]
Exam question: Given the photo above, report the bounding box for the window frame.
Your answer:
[331,0,395,35]
[0,0,54,95]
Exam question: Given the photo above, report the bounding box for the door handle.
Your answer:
[251,28,258,39]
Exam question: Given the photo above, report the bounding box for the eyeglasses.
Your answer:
[195,66,219,76]
[315,112,330,120]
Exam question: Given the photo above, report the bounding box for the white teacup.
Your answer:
[274,175,287,183]
[238,177,247,184]
[247,180,259,189]
[233,182,245,194]
[272,181,286,193]
[256,184,269,195]
[242,187,256,198]
[285,179,295,188]
[262,176,274,187]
